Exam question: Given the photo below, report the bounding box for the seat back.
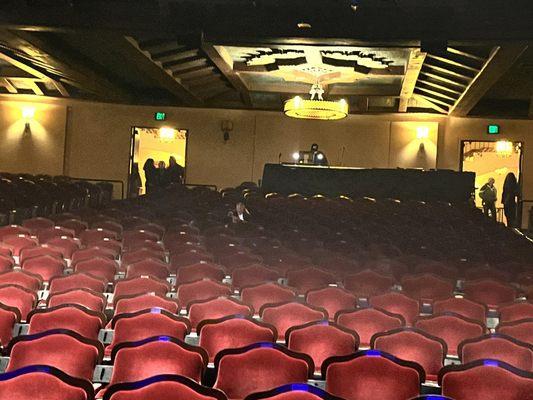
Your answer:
[241,282,296,314]
[324,350,424,400]
[188,297,252,330]
[198,316,277,362]
[214,342,313,400]
[440,360,533,400]
[498,301,533,323]
[464,279,517,309]
[369,292,420,326]
[458,334,533,372]
[433,297,487,324]
[371,328,447,379]
[176,279,232,309]
[260,301,327,338]
[49,272,107,294]
[336,308,405,347]
[496,319,533,345]
[114,293,179,316]
[306,287,356,320]
[286,321,359,374]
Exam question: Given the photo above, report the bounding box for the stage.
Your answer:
[261,163,475,203]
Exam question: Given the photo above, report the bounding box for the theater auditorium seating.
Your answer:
[0,184,531,399]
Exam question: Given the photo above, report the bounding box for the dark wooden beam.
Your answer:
[1,30,132,101]
[399,49,426,112]
[450,44,528,116]
[201,41,252,107]
[123,36,203,106]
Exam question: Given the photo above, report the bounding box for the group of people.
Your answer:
[479,172,519,227]
[129,156,185,197]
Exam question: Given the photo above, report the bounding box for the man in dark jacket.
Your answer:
[479,177,497,221]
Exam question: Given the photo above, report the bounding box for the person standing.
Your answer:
[143,158,157,194]
[479,177,497,221]
[502,172,519,227]
[128,163,142,198]
[167,156,185,185]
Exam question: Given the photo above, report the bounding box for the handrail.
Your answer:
[67,177,124,199]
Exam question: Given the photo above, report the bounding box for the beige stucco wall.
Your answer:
[0,95,531,227]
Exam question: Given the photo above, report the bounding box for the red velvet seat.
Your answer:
[0,235,38,257]
[0,255,13,273]
[343,270,395,298]
[324,350,425,400]
[122,248,166,266]
[125,258,170,279]
[440,359,533,400]
[306,287,356,320]
[433,297,487,324]
[177,262,226,284]
[74,257,118,282]
[102,374,228,400]
[464,279,517,309]
[0,303,20,347]
[45,237,81,259]
[176,279,232,309]
[335,307,405,347]
[109,336,207,385]
[458,333,533,372]
[286,268,336,294]
[113,275,170,301]
[90,239,122,258]
[36,227,75,243]
[72,248,115,265]
[497,318,533,345]
[0,284,37,321]
[21,255,66,281]
[188,297,252,330]
[369,292,420,326]
[22,217,55,235]
[0,225,30,241]
[28,304,105,340]
[19,246,63,264]
[79,228,119,246]
[214,342,313,400]
[498,301,533,323]
[371,327,447,381]
[122,230,159,249]
[57,219,88,236]
[241,282,296,314]
[91,220,124,236]
[6,329,103,381]
[0,247,11,257]
[49,272,107,294]
[232,264,280,289]
[132,222,165,240]
[126,239,165,254]
[47,288,107,312]
[114,293,179,316]
[414,312,485,356]
[244,383,344,400]
[107,309,190,356]
[198,315,277,362]
[219,252,262,271]
[286,321,359,374]
[400,274,455,303]
[0,270,42,291]
[0,365,94,400]
[260,301,327,338]
[170,251,215,271]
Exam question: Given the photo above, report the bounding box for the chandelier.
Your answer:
[284,83,348,120]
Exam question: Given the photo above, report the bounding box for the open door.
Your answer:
[128,126,188,197]
[461,140,523,225]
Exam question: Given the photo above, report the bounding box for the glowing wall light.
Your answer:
[416,126,429,139]
[22,107,36,120]
[495,140,513,157]
[158,127,176,142]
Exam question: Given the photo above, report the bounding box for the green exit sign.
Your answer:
[154,112,166,121]
[487,124,500,134]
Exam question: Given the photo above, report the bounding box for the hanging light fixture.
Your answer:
[495,140,513,157]
[284,83,349,121]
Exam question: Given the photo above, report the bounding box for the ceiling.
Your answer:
[0,1,531,118]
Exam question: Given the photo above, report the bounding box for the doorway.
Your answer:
[460,140,523,224]
[129,126,188,197]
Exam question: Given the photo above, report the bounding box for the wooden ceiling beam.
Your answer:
[423,63,474,82]
[2,30,131,101]
[123,36,202,106]
[0,77,17,93]
[450,44,528,117]
[413,94,449,114]
[417,79,462,95]
[202,41,252,107]
[425,53,480,73]
[399,49,426,112]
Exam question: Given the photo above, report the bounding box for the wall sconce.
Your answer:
[22,106,35,137]
[158,127,176,142]
[416,126,429,139]
[221,120,233,143]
